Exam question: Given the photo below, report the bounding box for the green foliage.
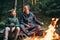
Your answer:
[42,0,60,17]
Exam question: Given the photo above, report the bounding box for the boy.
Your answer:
[4,9,20,40]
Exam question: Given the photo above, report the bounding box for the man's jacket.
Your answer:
[20,12,42,27]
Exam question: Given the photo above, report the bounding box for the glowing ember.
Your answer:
[24,18,59,40]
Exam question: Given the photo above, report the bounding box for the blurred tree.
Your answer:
[42,0,60,17]
[0,0,60,21]
[0,0,22,21]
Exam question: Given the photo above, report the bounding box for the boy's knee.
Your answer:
[5,27,10,31]
[16,27,20,31]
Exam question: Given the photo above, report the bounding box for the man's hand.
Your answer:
[26,25,31,29]
[10,23,14,26]
[40,22,44,26]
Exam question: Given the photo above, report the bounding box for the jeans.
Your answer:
[20,24,41,36]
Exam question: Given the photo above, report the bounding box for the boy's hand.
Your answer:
[10,23,14,26]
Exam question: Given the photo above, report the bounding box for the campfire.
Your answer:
[24,18,60,40]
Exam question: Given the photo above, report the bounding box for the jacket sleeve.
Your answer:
[5,18,10,27]
[33,14,42,25]
[15,18,20,27]
[20,14,27,26]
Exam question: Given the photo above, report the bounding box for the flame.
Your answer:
[24,18,59,40]
[41,18,59,40]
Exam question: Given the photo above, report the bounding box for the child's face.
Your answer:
[10,11,16,16]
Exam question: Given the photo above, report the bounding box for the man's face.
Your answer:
[10,11,16,16]
[23,6,30,14]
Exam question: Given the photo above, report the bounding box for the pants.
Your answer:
[4,27,20,40]
[20,24,41,36]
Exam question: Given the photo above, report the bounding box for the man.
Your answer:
[4,9,20,40]
[20,5,44,36]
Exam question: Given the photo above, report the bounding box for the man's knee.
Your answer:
[36,25,41,29]
[20,24,24,27]
[20,24,25,29]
